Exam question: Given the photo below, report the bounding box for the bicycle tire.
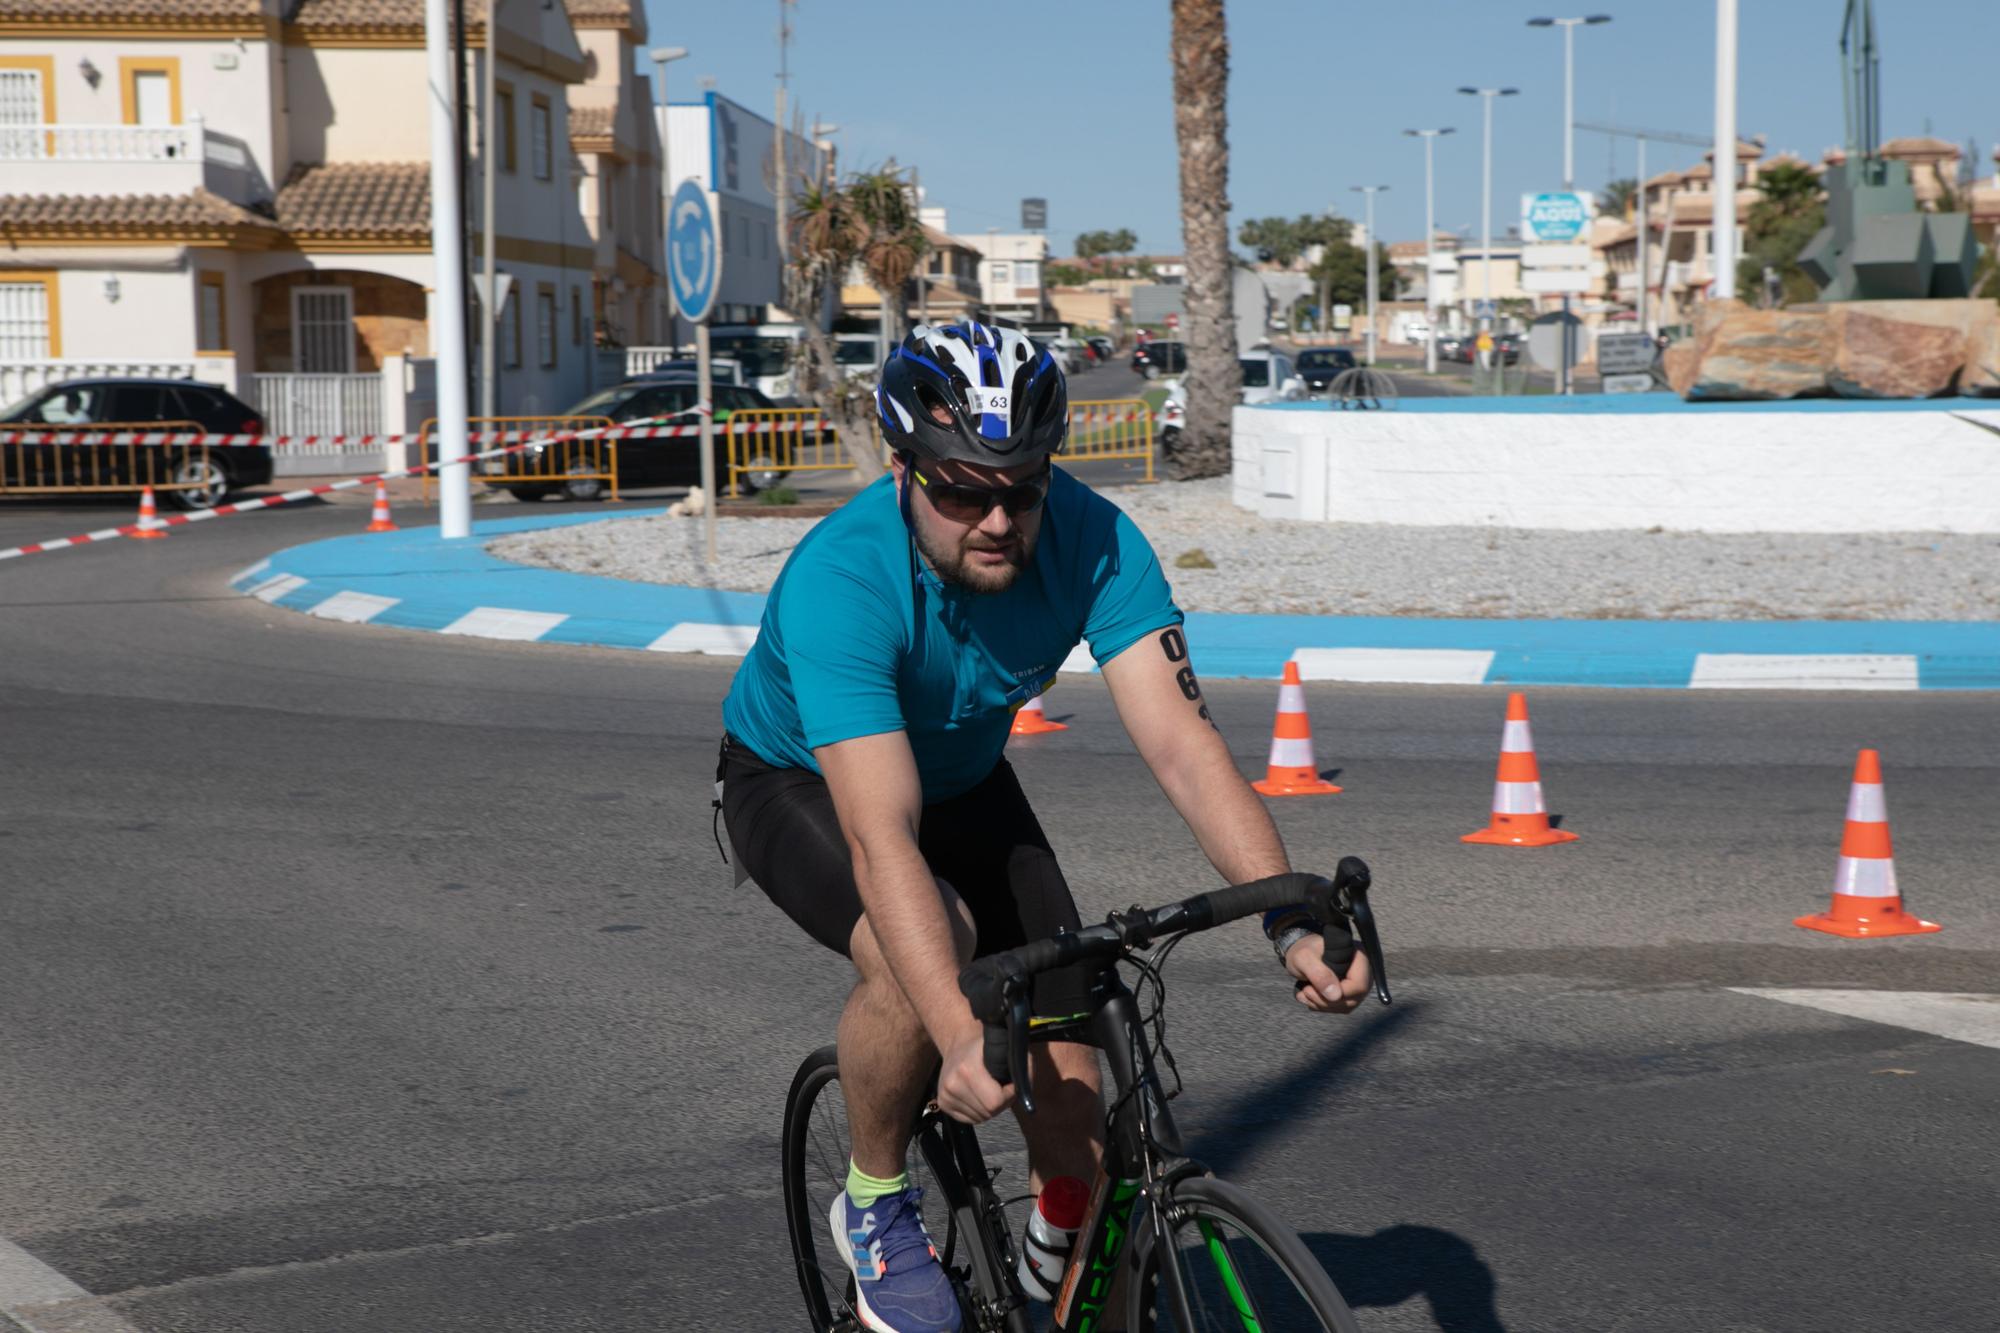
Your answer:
[1127,1176,1361,1333]
[782,1047,983,1331]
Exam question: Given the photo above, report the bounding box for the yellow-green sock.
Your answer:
[846,1160,909,1207]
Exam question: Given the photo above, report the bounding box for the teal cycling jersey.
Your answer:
[722,468,1183,801]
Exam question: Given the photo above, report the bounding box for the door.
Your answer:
[291,287,355,375]
[132,72,172,127]
[0,67,43,158]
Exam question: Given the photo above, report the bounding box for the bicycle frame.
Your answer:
[916,961,1211,1333]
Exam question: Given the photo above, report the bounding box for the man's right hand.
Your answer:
[937,1025,1013,1125]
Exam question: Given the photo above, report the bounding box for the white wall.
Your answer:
[58,265,197,360]
[1232,404,2000,533]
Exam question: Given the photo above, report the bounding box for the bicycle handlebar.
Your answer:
[958,858,1390,1104]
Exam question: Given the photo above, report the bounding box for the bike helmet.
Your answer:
[875,321,1068,467]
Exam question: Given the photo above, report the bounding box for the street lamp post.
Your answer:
[1349,185,1389,365]
[1404,127,1455,373]
[1527,15,1612,190]
[650,45,688,350]
[1457,87,1518,339]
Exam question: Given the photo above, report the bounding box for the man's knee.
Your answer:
[848,878,978,984]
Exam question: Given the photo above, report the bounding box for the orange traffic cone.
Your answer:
[365,482,398,532]
[1252,662,1341,796]
[1794,749,1941,938]
[129,485,169,539]
[1010,694,1067,736]
[1462,692,1576,846]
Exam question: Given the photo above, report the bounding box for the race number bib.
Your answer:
[969,387,1011,418]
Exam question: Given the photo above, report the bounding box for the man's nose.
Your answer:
[975,501,1015,537]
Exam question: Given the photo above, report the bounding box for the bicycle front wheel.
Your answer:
[1128,1176,1361,1333]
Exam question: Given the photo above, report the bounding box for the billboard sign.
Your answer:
[1521,191,1593,243]
[1021,197,1047,230]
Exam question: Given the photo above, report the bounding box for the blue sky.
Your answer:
[638,1,1999,255]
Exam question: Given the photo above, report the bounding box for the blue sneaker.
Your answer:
[829,1185,961,1332]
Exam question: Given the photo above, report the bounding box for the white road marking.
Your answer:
[307,591,401,624]
[439,607,568,641]
[246,574,308,604]
[646,622,759,655]
[1058,644,1097,674]
[1291,647,1497,685]
[1731,989,2000,1051]
[232,558,270,586]
[1690,654,1919,691]
[0,1235,146,1333]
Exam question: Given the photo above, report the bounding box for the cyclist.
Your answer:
[717,321,1373,1332]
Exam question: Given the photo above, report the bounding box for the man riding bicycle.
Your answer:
[717,321,1373,1332]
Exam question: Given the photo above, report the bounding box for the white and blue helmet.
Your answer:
[875,321,1069,467]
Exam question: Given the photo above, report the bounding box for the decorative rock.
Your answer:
[1826,309,1966,398]
[1682,308,1833,400]
[1964,318,2000,396]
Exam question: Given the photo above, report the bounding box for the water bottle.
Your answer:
[1016,1175,1089,1302]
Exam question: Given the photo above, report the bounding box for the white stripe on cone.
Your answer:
[1268,736,1316,768]
[1490,780,1549,815]
[1278,683,1308,713]
[1846,783,1888,822]
[1833,856,1897,898]
[1502,720,1533,751]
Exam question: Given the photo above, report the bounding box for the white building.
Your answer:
[962,231,1049,324]
[0,0,661,442]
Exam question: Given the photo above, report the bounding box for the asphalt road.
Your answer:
[2,495,1997,1331]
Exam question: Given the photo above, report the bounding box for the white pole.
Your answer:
[1482,96,1494,327]
[656,60,674,350]
[1563,21,1576,189]
[426,0,471,539]
[1424,136,1438,373]
[697,320,717,565]
[1711,0,1739,301]
[1364,189,1378,365]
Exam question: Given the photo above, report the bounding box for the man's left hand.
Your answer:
[1283,934,1372,1014]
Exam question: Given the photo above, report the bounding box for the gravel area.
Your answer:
[488,478,2000,620]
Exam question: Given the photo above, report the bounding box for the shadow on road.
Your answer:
[1300,1225,1508,1332]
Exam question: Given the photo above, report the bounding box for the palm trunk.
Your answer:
[1168,0,1240,480]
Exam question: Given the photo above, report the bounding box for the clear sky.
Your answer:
[637,1,2000,255]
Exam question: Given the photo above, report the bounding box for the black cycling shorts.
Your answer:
[716,733,1092,1018]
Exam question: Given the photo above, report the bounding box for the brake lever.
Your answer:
[1342,882,1392,1006]
[1006,987,1035,1113]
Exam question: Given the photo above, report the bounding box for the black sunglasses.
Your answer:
[910,461,1051,524]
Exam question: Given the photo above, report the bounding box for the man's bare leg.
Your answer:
[839,882,976,1177]
[1017,1040,1105,1189]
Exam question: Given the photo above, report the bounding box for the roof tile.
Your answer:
[569,104,616,141]
[0,0,265,21]
[274,161,429,238]
[0,189,274,233]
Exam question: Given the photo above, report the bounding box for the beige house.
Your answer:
[0,0,660,454]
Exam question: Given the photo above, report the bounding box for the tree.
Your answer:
[1046,262,1093,287]
[1075,227,1139,274]
[1305,231,1391,311]
[787,175,878,472]
[846,163,927,347]
[1167,0,1239,481]
[1734,160,1824,306]
[1600,178,1638,219]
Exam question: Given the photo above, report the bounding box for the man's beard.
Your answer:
[914,520,1036,595]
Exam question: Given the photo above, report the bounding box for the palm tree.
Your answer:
[787,178,879,472]
[1599,178,1638,219]
[1167,0,1239,480]
[847,162,927,348]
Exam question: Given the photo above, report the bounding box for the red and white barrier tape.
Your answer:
[0,418,832,448]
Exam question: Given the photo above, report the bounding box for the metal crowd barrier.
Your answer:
[420,416,619,501]
[724,408,845,497]
[0,421,212,497]
[1065,399,1155,480]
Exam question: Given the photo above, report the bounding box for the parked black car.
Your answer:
[1086,335,1116,364]
[0,377,271,509]
[1293,346,1358,392]
[1131,340,1187,379]
[486,380,811,500]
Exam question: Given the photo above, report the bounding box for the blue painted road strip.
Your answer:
[234,512,2000,690]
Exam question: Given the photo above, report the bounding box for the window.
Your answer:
[535,284,557,367]
[503,286,521,367]
[23,383,102,423]
[0,272,58,358]
[991,262,1011,286]
[0,58,53,158]
[119,58,180,126]
[529,95,552,180]
[494,83,517,173]
[197,271,228,351]
[570,285,582,346]
[291,286,354,372]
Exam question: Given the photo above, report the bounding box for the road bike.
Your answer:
[782,858,1391,1331]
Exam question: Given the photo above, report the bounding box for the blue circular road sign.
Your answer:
[667,179,721,324]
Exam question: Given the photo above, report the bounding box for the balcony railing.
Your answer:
[0,117,215,162]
